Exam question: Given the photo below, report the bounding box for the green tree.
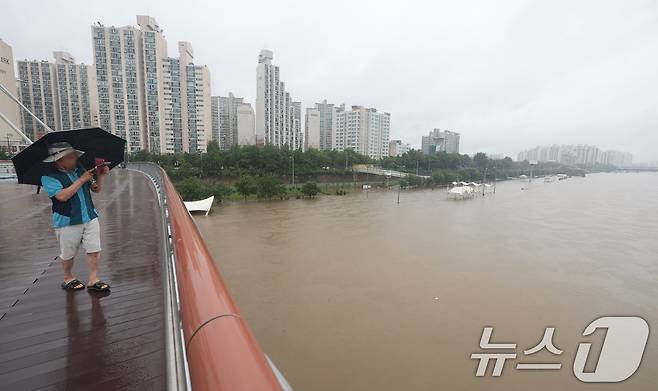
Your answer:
[256,175,286,199]
[176,177,209,201]
[431,171,445,185]
[301,182,320,198]
[473,152,489,170]
[407,175,424,187]
[234,175,256,200]
[212,182,233,200]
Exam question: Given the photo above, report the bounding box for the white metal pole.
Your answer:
[0,110,32,144]
[0,82,55,134]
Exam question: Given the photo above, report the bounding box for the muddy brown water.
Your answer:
[195,172,658,391]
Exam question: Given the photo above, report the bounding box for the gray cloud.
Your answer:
[2,0,657,160]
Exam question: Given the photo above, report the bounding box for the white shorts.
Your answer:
[55,218,102,260]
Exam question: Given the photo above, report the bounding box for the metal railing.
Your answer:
[129,162,291,391]
[128,162,190,390]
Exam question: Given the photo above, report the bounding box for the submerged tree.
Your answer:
[301,182,320,198]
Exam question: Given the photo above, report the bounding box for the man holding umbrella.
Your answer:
[40,142,110,292]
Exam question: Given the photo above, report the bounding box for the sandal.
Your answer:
[87,281,111,292]
[61,279,85,290]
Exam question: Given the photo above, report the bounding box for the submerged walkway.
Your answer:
[0,169,166,390]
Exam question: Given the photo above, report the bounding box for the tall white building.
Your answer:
[602,150,633,167]
[421,129,460,155]
[516,144,632,167]
[52,52,99,131]
[389,140,411,157]
[0,38,23,152]
[304,107,320,150]
[255,49,303,150]
[212,92,245,150]
[16,52,99,141]
[177,42,212,153]
[332,105,390,159]
[93,17,155,151]
[305,99,337,151]
[93,16,211,153]
[16,60,58,140]
[236,103,255,146]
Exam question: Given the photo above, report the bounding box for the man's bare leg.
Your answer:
[62,258,74,281]
[62,258,84,289]
[86,252,100,285]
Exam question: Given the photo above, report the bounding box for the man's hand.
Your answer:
[97,165,109,176]
[79,169,95,183]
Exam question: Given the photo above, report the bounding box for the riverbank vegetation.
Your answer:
[131,142,593,201]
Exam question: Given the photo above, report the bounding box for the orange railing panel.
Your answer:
[163,173,282,391]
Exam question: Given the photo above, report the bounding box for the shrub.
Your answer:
[234,175,257,199]
[301,182,320,198]
[256,176,286,199]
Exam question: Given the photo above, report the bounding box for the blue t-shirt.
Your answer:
[41,167,98,228]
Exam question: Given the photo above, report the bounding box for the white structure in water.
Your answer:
[184,195,214,216]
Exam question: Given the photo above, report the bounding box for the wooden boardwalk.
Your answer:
[0,169,166,390]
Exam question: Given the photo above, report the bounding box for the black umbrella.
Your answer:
[11,127,126,185]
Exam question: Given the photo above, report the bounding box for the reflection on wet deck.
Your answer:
[0,169,165,390]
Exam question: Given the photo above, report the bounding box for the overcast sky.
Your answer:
[3,0,657,161]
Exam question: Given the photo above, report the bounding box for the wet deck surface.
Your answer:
[0,170,165,390]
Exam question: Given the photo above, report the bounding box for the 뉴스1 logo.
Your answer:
[471,316,649,382]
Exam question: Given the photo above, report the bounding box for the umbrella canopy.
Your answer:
[11,128,126,185]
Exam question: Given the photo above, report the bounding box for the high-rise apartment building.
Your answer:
[175,42,212,153]
[236,103,255,146]
[93,17,153,152]
[517,144,632,167]
[255,49,303,150]
[291,101,303,150]
[389,140,411,157]
[332,105,390,159]
[212,92,244,150]
[16,60,58,140]
[93,16,211,153]
[16,52,99,141]
[0,39,24,152]
[421,129,460,155]
[602,150,633,167]
[52,52,99,131]
[304,107,320,150]
[304,99,337,151]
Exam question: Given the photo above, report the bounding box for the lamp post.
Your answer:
[397,183,401,204]
[291,155,295,187]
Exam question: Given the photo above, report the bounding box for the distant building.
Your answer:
[255,50,303,150]
[421,129,460,154]
[0,39,25,153]
[92,16,211,153]
[517,144,632,167]
[332,105,390,159]
[389,140,410,157]
[16,51,99,141]
[236,103,255,146]
[160,42,212,153]
[304,99,337,150]
[486,153,506,160]
[305,107,320,150]
[292,101,303,150]
[602,150,633,167]
[212,92,245,150]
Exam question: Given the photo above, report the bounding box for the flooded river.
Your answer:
[195,172,658,391]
